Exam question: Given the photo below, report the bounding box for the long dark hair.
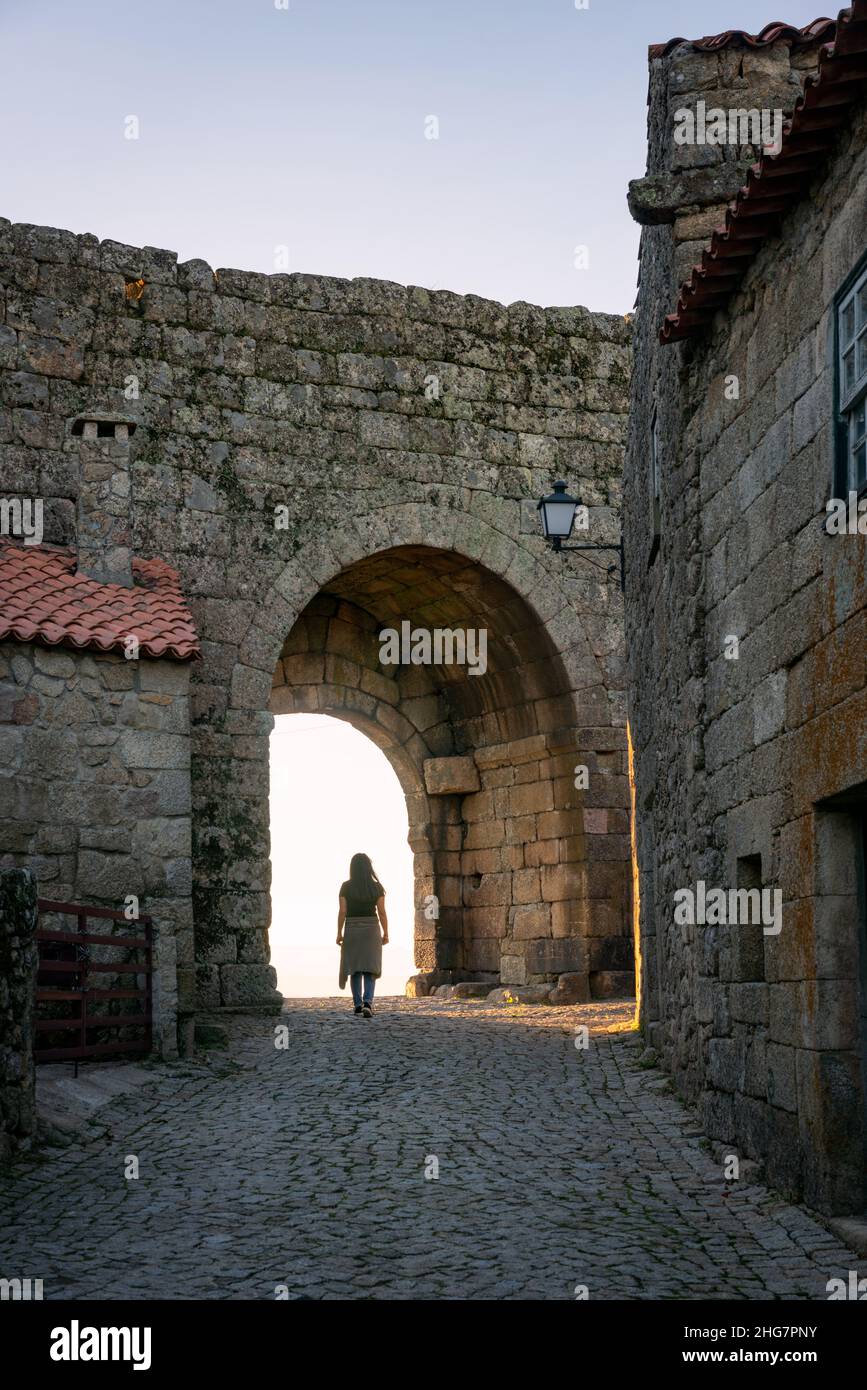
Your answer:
[349,852,384,900]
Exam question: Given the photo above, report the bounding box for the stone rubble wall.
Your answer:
[0,866,38,1161]
[0,641,192,1055]
[625,39,867,1215]
[0,217,633,1011]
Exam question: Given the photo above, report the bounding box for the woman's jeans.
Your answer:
[350,972,376,1007]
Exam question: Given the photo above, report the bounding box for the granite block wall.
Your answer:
[626,36,867,1213]
[0,641,192,1053]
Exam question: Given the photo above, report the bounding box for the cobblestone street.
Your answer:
[0,999,860,1301]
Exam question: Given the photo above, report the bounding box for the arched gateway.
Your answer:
[0,221,633,1037]
[203,517,634,1009]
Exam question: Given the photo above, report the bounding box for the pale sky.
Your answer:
[1,0,827,313]
[270,714,415,998]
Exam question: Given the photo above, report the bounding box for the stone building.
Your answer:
[625,2,867,1214]
[0,215,634,1057]
[0,475,200,1055]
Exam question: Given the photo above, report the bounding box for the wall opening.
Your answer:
[262,544,634,998]
[812,789,867,1212]
[269,712,415,997]
[734,853,766,984]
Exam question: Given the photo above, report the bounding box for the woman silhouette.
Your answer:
[337,852,389,1016]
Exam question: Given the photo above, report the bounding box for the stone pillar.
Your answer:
[76,420,134,587]
[0,867,39,1162]
[192,703,284,1015]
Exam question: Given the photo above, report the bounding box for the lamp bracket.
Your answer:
[550,539,625,592]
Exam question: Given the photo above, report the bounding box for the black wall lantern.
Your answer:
[537,480,625,590]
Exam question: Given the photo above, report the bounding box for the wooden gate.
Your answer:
[34,898,153,1065]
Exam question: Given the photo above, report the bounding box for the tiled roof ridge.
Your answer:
[0,539,201,661]
[659,0,867,344]
[650,16,838,59]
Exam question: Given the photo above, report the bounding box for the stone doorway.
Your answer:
[263,543,631,996]
[809,792,867,1213]
[268,710,416,996]
[192,529,634,1011]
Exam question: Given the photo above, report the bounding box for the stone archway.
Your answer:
[192,505,633,1009]
[269,592,438,928]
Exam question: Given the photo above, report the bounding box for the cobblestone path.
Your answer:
[0,999,860,1300]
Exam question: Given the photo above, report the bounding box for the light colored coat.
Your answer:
[339,917,382,990]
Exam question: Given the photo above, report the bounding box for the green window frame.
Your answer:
[835,254,867,496]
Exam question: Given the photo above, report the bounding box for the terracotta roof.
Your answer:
[660,0,867,344]
[650,17,838,59]
[0,541,200,661]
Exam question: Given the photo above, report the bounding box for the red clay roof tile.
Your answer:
[660,1,867,344]
[650,17,838,59]
[0,541,200,661]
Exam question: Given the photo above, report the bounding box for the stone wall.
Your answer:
[625,37,867,1213]
[0,641,193,1054]
[0,218,633,1009]
[629,37,822,290]
[0,867,38,1161]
